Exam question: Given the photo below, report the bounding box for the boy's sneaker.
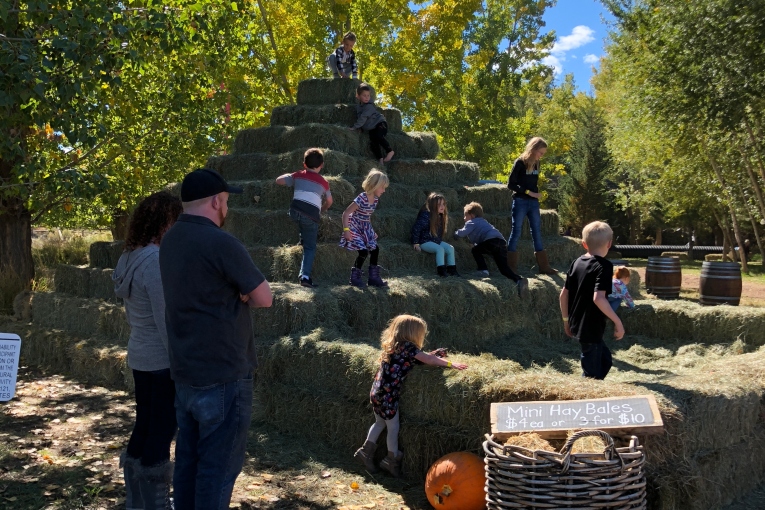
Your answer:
[476,270,490,277]
[299,276,318,288]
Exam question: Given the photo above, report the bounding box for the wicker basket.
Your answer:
[483,430,647,509]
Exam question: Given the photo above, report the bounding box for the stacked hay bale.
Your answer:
[12,77,765,508]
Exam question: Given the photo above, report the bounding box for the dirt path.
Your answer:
[0,366,428,509]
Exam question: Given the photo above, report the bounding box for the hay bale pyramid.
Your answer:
[11,78,765,509]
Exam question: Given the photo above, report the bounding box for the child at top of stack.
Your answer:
[275,148,333,288]
[608,266,635,311]
[454,201,528,296]
[559,221,625,380]
[328,31,358,79]
[350,82,394,167]
[411,193,459,277]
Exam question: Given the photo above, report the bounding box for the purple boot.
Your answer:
[349,267,366,288]
[368,265,388,288]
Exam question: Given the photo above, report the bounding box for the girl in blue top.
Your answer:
[411,192,458,277]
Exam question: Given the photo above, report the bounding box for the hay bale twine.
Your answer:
[646,256,681,299]
[699,261,742,306]
[296,78,374,105]
[89,241,125,269]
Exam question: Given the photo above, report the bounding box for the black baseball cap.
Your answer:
[180,168,243,202]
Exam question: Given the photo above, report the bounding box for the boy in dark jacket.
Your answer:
[559,220,625,380]
[454,202,528,296]
[350,82,394,166]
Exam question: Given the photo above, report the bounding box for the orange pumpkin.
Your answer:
[424,451,486,510]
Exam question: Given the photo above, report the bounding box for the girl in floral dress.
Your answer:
[340,169,390,288]
[353,315,468,477]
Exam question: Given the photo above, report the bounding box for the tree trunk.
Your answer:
[654,227,662,245]
[110,211,131,241]
[741,147,765,222]
[0,197,35,287]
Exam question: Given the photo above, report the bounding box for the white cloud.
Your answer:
[541,55,564,76]
[551,26,595,55]
[583,54,599,64]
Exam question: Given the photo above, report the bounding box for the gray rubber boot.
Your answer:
[120,452,144,510]
[353,440,379,473]
[379,450,404,478]
[135,460,174,510]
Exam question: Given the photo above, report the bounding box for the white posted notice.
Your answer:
[0,333,22,401]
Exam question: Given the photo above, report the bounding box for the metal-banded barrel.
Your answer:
[645,256,681,299]
[699,261,742,306]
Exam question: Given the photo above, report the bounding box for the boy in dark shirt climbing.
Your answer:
[559,221,625,380]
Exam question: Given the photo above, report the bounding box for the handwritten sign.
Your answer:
[491,395,663,439]
[0,333,22,402]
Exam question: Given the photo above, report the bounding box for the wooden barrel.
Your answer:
[699,261,742,306]
[645,256,681,299]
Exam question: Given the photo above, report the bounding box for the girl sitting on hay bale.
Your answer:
[411,192,459,277]
[340,169,390,288]
[354,315,467,477]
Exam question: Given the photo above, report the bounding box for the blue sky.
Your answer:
[541,0,616,92]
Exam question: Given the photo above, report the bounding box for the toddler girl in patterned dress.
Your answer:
[340,169,390,288]
[353,315,468,477]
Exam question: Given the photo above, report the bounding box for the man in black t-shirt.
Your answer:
[559,221,624,380]
[160,169,273,509]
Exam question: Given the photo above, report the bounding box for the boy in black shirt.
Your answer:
[559,221,625,380]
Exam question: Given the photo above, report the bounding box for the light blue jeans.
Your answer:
[420,241,455,266]
[507,197,544,252]
[289,209,319,278]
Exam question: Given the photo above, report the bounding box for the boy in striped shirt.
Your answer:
[276,149,333,287]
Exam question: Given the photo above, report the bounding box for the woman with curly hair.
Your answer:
[113,191,182,510]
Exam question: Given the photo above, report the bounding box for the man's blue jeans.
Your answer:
[173,375,253,510]
[507,197,543,252]
[289,209,319,279]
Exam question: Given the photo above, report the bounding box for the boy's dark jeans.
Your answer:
[368,121,392,159]
[126,368,178,467]
[579,341,612,380]
[471,238,521,282]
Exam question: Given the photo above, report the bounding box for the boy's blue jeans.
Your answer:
[507,198,543,252]
[420,241,455,266]
[289,209,319,279]
[173,375,253,510]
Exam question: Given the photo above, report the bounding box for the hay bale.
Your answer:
[233,124,439,160]
[208,149,368,182]
[29,292,129,343]
[503,433,555,452]
[254,328,765,507]
[460,184,513,212]
[661,251,689,261]
[385,159,478,185]
[621,299,765,348]
[296,78,373,105]
[705,254,724,262]
[89,241,125,269]
[607,250,623,259]
[54,264,90,298]
[228,176,356,211]
[270,104,403,132]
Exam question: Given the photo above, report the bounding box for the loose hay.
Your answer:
[503,433,555,451]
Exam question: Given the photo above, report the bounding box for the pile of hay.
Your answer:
[296,78,372,106]
[233,124,439,160]
[270,104,403,132]
[254,328,765,508]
